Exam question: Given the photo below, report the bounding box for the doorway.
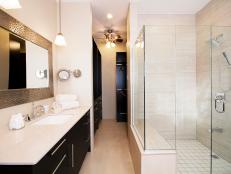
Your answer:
[116,52,127,122]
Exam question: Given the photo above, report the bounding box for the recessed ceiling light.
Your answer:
[0,0,21,9]
[107,13,113,19]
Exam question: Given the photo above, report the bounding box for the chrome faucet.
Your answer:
[31,102,45,118]
[23,103,46,122]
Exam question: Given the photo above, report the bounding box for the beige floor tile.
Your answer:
[79,119,135,174]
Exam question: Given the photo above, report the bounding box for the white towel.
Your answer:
[9,113,25,130]
[59,101,80,110]
[55,94,77,102]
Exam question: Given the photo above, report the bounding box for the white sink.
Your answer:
[33,115,74,126]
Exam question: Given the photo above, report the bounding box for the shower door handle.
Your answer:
[215,93,225,113]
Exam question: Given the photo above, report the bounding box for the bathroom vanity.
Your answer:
[0,107,90,174]
[0,9,91,174]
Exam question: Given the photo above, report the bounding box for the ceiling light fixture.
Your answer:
[111,42,116,48]
[0,0,21,9]
[106,41,116,48]
[136,41,144,48]
[106,41,111,48]
[104,29,119,48]
[107,13,113,19]
[55,0,66,46]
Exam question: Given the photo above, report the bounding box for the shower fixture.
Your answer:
[210,34,231,66]
[222,52,231,65]
[211,34,224,47]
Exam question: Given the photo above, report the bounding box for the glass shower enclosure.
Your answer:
[132,25,231,174]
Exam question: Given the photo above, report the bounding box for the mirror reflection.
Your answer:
[0,27,49,90]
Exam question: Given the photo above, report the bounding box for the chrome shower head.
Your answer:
[211,34,224,47]
[212,39,221,47]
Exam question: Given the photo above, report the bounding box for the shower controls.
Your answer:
[212,127,224,133]
[215,93,225,113]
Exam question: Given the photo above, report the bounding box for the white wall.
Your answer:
[56,2,93,107]
[0,0,57,128]
[3,0,57,42]
[96,42,126,119]
[55,2,94,149]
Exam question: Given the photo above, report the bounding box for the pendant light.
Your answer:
[0,0,21,9]
[55,0,66,46]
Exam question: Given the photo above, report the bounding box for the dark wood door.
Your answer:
[116,52,127,122]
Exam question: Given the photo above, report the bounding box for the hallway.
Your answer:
[80,120,135,174]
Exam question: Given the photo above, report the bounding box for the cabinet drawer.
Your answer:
[50,154,68,174]
[33,137,68,174]
[48,138,68,173]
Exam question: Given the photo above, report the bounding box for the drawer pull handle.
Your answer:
[72,144,74,168]
[52,154,67,174]
[51,139,66,156]
[84,120,90,125]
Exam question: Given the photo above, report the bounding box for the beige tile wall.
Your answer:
[145,25,197,147]
[195,26,211,148]
[196,0,231,163]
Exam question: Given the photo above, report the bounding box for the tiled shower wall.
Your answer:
[196,0,231,163]
[143,24,197,148]
[132,15,197,150]
[195,26,211,148]
[133,40,145,143]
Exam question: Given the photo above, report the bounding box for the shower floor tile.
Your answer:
[169,140,231,174]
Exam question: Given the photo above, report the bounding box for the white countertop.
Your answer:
[0,106,91,165]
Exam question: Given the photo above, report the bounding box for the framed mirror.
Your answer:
[0,28,49,90]
[0,9,53,109]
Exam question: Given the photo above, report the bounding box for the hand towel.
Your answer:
[55,94,77,102]
[59,101,80,110]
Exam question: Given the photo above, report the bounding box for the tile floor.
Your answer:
[169,140,231,174]
[79,119,135,174]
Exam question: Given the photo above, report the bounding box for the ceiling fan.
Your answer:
[94,29,125,48]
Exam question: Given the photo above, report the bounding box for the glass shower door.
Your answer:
[211,26,231,174]
[133,29,145,147]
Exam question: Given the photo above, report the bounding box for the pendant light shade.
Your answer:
[55,0,66,46]
[0,0,21,9]
[105,41,116,48]
[106,41,111,48]
[55,33,66,46]
[111,42,116,48]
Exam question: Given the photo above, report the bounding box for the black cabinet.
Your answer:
[68,111,90,174]
[94,96,102,132]
[93,39,102,133]
[0,111,90,174]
